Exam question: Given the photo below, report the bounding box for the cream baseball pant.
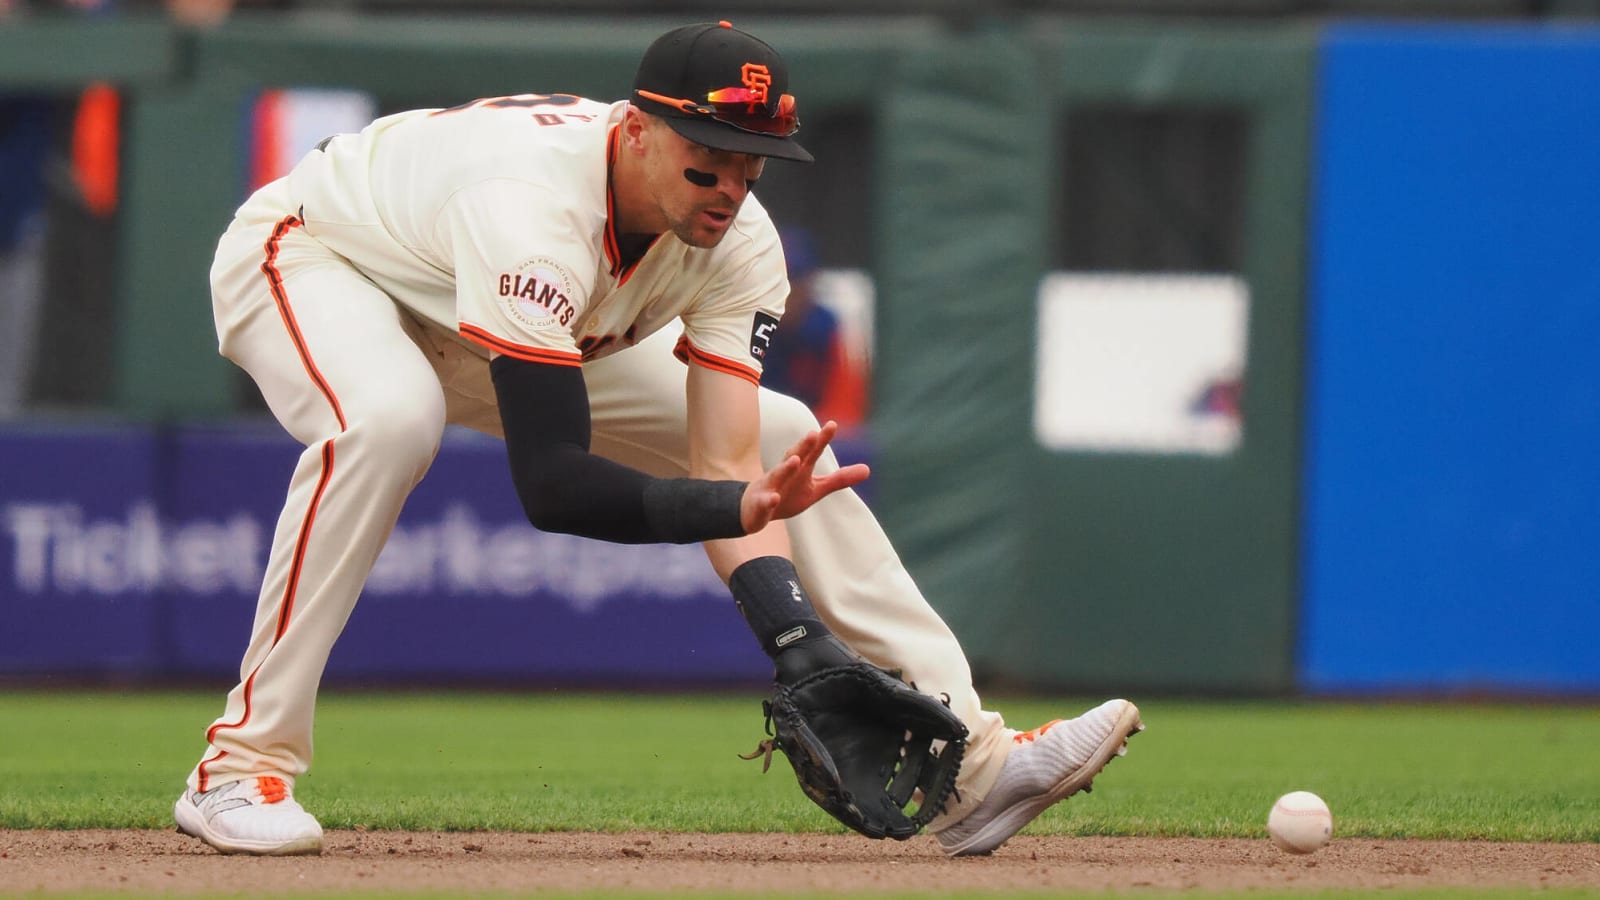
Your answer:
[193,197,1011,831]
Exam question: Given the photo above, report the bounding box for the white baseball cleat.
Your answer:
[934,698,1144,857]
[174,776,324,856]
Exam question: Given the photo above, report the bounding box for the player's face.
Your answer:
[644,120,766,249]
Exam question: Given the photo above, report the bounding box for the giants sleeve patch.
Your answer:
[750,311,780,360]
[499,256,579,330]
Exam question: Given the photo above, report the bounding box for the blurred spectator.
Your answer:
[163,0,233,26]
[763,226,867,430]
[248,87,377,192]
[0,96,53,417]
[5,0,235,19]
[7,0,235,411]
[0,0,61,416]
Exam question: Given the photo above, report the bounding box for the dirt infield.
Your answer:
[2,830,1597,894]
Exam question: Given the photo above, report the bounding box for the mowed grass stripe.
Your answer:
[18,883,1600,890]
[0,691,1595,841]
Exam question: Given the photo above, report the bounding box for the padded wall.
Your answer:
[1303,24,1600,694]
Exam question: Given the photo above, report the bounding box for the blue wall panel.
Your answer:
[0,427,164,674]
[1304,25,1600,693]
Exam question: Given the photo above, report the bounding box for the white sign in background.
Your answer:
[1033,273,1250,456]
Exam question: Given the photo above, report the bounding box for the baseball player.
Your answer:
[175,21,1143,858]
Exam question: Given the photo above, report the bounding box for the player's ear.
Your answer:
[621,107,653,155]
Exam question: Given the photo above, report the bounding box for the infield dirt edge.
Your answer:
[3,829,1597,894]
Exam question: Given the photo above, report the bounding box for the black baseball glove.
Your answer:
[741,635,968,840]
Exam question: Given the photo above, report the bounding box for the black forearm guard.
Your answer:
[491,355,747,544]
[642,478,747,544]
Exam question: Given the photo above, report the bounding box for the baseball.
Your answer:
[1267,790,1332,854]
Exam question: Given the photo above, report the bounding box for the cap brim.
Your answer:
[664,116,814,163]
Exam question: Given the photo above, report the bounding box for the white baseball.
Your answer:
[1267,790,1332,854]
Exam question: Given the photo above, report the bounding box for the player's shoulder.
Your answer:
[429,96,622,203]
[422,93,616,121]
[716,193,783,267]
[665,194,786,305]
[438,95,619,150]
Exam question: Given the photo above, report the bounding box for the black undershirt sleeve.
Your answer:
[489,355,746,544]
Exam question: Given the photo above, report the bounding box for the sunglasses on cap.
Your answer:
[635,87,800,138]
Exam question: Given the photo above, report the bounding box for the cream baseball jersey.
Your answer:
[283,94,789,383]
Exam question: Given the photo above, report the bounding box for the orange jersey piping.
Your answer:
[460,322,583,367]
[603,127,658,287]
[673,334,761,386]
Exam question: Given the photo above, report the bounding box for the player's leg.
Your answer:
[448,327,1144,855]
[574,328,1012,817]
[741,386,1144,855]
[176,203,447,855]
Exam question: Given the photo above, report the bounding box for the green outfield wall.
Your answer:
[0,14,1310,693]
[875,24,1312,694]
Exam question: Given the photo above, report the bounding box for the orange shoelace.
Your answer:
[1013,719,1063,744]
[257,776,290,804]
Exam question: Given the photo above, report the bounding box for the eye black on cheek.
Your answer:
[682,168,718,188]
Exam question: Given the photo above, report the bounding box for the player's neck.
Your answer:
[608,143,665,238]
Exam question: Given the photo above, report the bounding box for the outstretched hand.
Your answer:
[740,421,870,533]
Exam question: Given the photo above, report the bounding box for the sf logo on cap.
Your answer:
[740,64,772,107]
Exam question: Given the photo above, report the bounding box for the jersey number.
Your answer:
[431,93,585,125]
[578,325,637,361]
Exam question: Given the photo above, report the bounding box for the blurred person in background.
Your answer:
[758,225,866,431]
[2,0,235,412]
[0,0,62,416]
[2,0,233,18]
[162,0,231,26]
[0,93,53,417]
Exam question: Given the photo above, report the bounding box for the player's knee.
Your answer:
[760,388,819,435]
[758,389,836,471]
[347,395,446,476]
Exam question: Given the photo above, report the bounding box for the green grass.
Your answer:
[20,894,1600,900]
[1,691,1597,842]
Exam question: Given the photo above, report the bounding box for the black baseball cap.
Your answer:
[632,21,814,163]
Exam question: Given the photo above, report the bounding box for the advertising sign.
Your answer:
[1,425,768,684]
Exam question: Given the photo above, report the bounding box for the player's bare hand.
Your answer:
[740,421,870,533]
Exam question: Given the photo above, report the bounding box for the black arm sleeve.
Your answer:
[489,355,747,544]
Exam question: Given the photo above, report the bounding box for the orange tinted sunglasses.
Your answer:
[636,87,800,137]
